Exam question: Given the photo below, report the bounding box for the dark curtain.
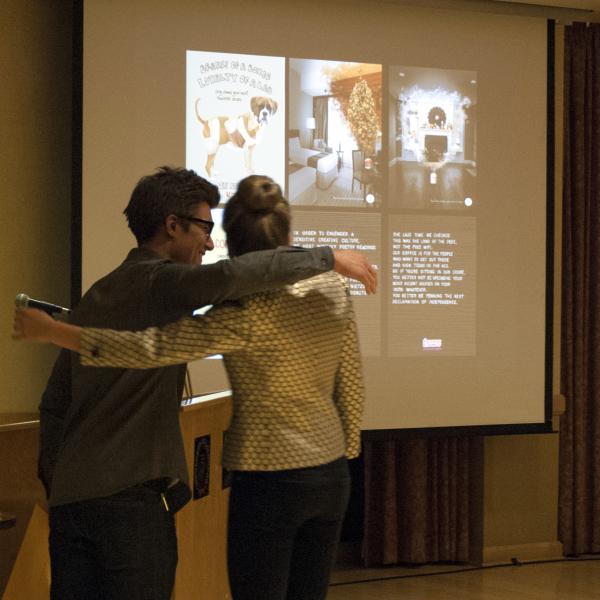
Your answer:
[362,437,480,566]
[559,22,600,556]
[313,96,328,144]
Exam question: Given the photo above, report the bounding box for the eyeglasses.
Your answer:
[176,215,214,236]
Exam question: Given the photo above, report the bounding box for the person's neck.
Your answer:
[141,238,172,260]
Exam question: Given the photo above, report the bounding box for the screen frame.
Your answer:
[71,5,555,438]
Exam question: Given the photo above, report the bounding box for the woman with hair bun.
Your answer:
[223,175,293,257]
[13,175,366,600]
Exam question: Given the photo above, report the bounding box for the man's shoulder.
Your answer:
[84,248,167,289]
[73,249,176,326]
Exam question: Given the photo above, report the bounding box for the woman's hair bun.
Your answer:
[235,175,284,214]
[223,174,291,257]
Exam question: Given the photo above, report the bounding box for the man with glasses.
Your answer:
[39,166,376,600]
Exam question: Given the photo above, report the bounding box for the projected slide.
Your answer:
[184,52,481,360]
[184,50,484,363]
[288,59,382,208]
[292,211,381,356]
[388,215,476,356]
[388,66,477,210]
[186,51,285,202]
[202,208,227,264]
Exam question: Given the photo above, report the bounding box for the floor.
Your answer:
[290,166,374,208]
[389,162,475,210]
[327,559,600,599]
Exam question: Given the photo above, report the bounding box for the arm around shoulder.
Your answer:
[149,246,334,309]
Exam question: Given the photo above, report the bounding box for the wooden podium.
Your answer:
[1,393,233,600]
[175,391,233,600]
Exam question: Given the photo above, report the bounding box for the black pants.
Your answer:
[48,484,177,600]
[227,457,350,600]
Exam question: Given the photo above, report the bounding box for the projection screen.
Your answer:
[78,0,552,433]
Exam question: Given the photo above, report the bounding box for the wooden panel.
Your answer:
[483,541,564,565]
[1,505,49,600]
[1,397,234,599]
[0,422,46,596]
[175,396,233,600]
[0,414,39,430]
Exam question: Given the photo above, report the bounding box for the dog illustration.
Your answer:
[194,96,278,178]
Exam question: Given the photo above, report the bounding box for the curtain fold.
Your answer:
[559,22,600,556]
[313,96,328,145]
[363,437,477,566]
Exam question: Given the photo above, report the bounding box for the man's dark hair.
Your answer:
[124,166,220,244]
[223,175,290,257]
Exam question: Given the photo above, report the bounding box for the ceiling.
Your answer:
[495,0,600,9]
[385,0,600,19]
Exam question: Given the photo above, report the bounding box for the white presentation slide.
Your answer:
[292,211,381,356]
[186,51,286,202]
[389,66,477,211]
[288,59,383,209]
[187,54,481,360]
[389,215,476,356]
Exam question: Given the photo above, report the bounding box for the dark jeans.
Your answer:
[48,483,177,600]
[227,457,350,600]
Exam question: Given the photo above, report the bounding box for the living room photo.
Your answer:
[288,58,383,208]
[388,65,478,211]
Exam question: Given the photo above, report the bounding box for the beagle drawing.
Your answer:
[194,96,278,178]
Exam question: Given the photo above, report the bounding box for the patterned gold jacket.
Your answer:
[80,272,365,471]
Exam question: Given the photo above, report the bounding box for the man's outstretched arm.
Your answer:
[150,246,376,310]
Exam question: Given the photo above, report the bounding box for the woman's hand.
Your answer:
[12,308,57,342]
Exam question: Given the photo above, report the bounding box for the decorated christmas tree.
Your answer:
[347,79,378,156]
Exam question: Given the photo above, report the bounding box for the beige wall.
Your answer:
[482,25,565,553]
[484,434,559,550]
[1,5,72,591]
[0,0,72,414]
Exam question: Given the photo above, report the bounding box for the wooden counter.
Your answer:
[0,393,233,599]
